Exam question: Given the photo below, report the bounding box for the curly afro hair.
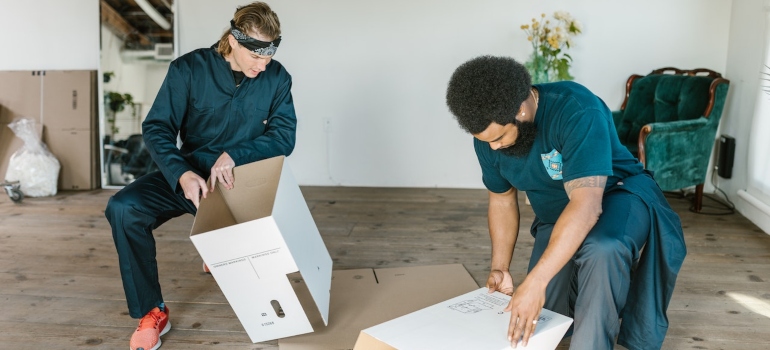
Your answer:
[446,56,531,134]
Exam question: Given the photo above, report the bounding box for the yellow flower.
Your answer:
[548,38,559,49]
[520,10,582,82]
[546,34,561,49]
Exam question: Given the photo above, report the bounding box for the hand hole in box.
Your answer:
[270,300,285,318]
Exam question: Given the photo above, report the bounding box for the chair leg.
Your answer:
[694,183,704,212]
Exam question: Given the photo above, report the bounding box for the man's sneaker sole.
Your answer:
[129,322,170,350]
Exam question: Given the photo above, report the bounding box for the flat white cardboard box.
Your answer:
[190,156,333,343]
[354,287,573,350]
[279,264,480,350]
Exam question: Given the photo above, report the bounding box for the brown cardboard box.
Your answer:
[44,128,94,190]
[42,71,95,130]
[278,264,480,350]
[41,70,99,190]
[0,70,100,189]
[0,71,44,180]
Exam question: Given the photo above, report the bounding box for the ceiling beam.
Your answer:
[100,0,152,47]
[135,0,171,30]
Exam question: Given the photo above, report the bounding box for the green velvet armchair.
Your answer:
[612,67,730,212]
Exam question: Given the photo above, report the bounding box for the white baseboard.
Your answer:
[736,190,770,235]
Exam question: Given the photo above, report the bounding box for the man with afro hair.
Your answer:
[446,55,685,350]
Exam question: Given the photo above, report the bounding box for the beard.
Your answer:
[498,120,537,157]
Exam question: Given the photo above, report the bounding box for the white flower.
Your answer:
[554,11,571,21]
[571,20,583,33]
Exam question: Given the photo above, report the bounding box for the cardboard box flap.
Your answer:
[191,156,283,235]
[272,157,332,326]
[279,264,479,350]
[221,156,282,222]
[190,183,237,235]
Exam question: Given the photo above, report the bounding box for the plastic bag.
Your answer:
[5,118,60,197]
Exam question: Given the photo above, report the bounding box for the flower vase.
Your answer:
[531,68,550,84]
[525,55,551,84]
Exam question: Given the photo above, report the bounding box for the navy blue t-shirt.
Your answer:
[474,81,644,223]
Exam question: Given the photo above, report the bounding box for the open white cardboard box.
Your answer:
[190,156,333,343]
[354,287,573,350]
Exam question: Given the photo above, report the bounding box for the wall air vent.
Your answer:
[154,43,174,61]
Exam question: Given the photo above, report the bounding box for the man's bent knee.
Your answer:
[577,236,630,267]
[105,189,144,225]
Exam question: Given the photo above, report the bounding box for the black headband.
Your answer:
[230,20,281,56]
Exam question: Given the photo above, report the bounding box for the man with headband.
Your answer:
[445,56,685,350]
[104,2,295,349]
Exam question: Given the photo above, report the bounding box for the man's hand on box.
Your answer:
[486,269,514,296]
[209,152,236,191]
[505,277,547,348]
[180,170,209,208]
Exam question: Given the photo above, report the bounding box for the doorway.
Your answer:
[99,0,174,187]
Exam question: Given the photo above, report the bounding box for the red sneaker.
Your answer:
[129,306,170,350]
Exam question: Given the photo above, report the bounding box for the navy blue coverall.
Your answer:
[105,45,297,318]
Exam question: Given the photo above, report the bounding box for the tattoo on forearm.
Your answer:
[564,176,607,197]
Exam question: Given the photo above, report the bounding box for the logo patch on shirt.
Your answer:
[541,149,563,180]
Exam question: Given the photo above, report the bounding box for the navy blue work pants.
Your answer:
[105,171,197,318]
[528,190,649,350]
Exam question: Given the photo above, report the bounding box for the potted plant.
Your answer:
[103,71,115,83]
[104,91,137,140]
[520,11,583,84]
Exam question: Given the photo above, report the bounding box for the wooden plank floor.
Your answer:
[1,187,769,349]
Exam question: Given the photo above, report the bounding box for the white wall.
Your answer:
[178,0,732,188]
[0,0,739,189]
[721,0,770,233]
[1,0,763,229]
[0,0,99,70]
